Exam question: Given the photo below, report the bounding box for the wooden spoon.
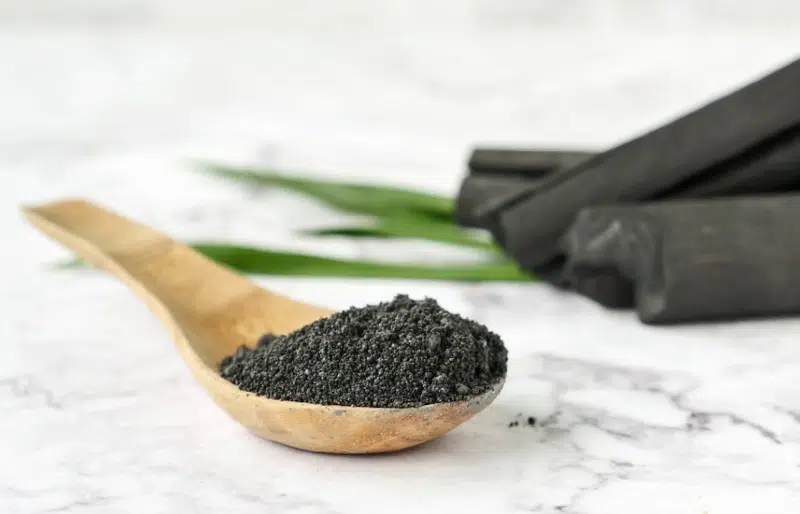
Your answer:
[21,199,504,454]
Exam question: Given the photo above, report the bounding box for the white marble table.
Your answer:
[2,2,800,512]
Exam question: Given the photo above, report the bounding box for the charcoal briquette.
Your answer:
[563,195,800,323]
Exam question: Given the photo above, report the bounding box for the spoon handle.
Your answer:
[21,198,257,317]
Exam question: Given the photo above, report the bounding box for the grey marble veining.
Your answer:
[2,1,800,512]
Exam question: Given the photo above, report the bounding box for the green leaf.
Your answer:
[194,163,454,222]
[191,163,506,255]
[303,218,499,253]
[303,226,396,239]
[59,243,534,282]
[51,259,84,270]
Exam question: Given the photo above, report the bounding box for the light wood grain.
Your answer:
[21,198,503,454]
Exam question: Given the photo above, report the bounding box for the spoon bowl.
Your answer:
[22,199,504,454]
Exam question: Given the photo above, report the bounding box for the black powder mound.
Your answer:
[218,294,508,408]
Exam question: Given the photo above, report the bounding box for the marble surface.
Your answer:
[3,1,800,512]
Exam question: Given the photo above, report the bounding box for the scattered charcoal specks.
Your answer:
[219,294,507,408]
[508,414,538,428]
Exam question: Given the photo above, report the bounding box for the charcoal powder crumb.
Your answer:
[527,416,536,426]
[218,294,508,408]
[257,334,278,348]
[508,421,519,427]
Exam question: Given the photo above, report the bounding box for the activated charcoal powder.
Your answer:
[219,294,507,408]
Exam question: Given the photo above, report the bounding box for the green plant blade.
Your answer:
[58,243,534,282]
[303,219,499,253]
[304,227,395,239]
[196,244,528,280]
[195,163,454,222]
[192,163,505,254]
